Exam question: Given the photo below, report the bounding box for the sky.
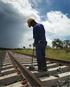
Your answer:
[0,0,70,48]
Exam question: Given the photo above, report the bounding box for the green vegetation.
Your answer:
[15,48,70,61]
[47,48,70,61]
[0,49,3,53]
[15,49,33,55]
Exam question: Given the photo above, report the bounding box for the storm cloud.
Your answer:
[0,1,26,48]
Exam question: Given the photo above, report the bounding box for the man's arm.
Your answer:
[33,41,35,47]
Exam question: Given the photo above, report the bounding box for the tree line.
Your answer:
[52,39,70,49]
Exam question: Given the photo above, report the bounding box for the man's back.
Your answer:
[33,23,46,45]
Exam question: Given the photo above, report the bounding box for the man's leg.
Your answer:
[36,45,47,71]
[36,46,42,70]
[41,46,47,71]
[36,45,42,70]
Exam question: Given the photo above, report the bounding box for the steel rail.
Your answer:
[17,53,70,66]
[8,51,43,87]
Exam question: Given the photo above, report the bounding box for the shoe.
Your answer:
[38,69,44,72]
[38,69,48,72]
[38,67,47,72]
[38,70,49,77]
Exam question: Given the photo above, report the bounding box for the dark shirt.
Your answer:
[33,23,46,45]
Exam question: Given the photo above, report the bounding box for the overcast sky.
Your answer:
[0,0,70,48]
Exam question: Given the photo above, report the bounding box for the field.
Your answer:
[15,48,70,61]
[0,50,3,53]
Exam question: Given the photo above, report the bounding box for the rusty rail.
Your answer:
[16,52,70,66]
[8,51,43,87]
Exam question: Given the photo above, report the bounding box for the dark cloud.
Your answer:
[0,1,26,48]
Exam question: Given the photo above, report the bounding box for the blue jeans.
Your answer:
[36,42,47,70]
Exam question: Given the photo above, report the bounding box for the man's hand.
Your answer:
[33,42,35,47]
[45,41,47,46]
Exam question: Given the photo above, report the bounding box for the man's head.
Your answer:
[27,18,37,27]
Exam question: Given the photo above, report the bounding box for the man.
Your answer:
[27,18,47,72]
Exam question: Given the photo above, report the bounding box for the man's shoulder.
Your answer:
[36,23,43,27]
[34,23,44,28]
[33,23,44,31]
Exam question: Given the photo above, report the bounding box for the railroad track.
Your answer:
[0,51,23,87]
[0,50,70,87]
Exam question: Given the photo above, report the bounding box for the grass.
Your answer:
[0,50,3,53]
[15,49,33,55]
[15,48,70,61]
[47,48,70,61]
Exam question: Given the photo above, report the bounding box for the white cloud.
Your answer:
[43,11,70,37]
[21,30,34,48]
[1,0,41,21]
